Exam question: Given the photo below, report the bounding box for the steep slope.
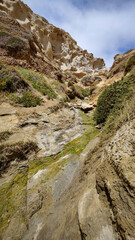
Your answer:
[109,48,135,79]
[88,48,135,105]
[0,0,106,78]
[0,1,135,240]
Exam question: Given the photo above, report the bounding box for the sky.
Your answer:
[22,0,135,67]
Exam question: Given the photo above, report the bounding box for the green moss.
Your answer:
[0,169,28,234]
[79,110,95,125]
[125,54,135,75]
[94,70,135,124]
[16,67,57,99]
[0,141,37,232]
[62,129,98,155]
[29,111,99,177]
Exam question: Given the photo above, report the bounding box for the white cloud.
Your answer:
[23,0,135,67]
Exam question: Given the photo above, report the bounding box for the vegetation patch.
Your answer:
[0,63,29,92]
[29,111,99,177]
[0,169,28,235]
[74,85,90,98]
[101,91,135,139]
[0,140,38,233]
[48,78,67,99]
[59,96,69,103]
[11,91,41,107]
[0,141,38,174]
[125,54,135,75]
[94,70,135,125]
[6,36,25,50]
[16,67,57,99]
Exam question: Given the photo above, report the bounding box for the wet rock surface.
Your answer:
[21,120,135,240]
[0,1,135,240]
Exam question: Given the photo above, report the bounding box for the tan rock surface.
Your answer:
[109,48,135,78]
[0,1,135,240]
[0,0,106,77]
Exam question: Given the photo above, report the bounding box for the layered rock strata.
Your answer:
[0,0,106,77]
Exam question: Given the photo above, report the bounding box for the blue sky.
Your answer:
[23,0,135,67]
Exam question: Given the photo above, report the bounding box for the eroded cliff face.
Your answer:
[109,48,135,79]
[0,0,106,78]
[0,1,135,240]
[96,120,135,239]
[21,120,135,240]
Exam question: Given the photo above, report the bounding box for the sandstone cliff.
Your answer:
[0,0,106,78]
[109,48,135,79]
[0,1,135,240]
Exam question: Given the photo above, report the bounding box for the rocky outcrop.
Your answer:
[69,102,94,113]
[29,120,135,240]
[0,10,56,77]
[0,102,84,161]
[109,48,135,79]
[0,0,106,77]
[1,1,135,240]
[96,120,135,239]
[81,75,102,86]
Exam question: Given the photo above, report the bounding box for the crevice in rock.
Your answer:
[78,220,87,240]
[96,180,126,240]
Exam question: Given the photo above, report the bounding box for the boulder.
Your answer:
[81,75,102,86]
[74,102,94,112]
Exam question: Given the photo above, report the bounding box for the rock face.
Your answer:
[25,121,135,240]
[0,0,106,77]
[0,10,56,77]
[96,120,135,239]
[0,1,135,240]
[20,118,135,240]
[109,48,135,78]
[0,102,84,161]
[81,75,102,86]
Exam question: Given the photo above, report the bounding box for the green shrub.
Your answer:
[125,54,135,75]
[59,96,69,103]
[16,67,57,99]
[0,64,28,92]
[94,70,135,124]
[0,66,12,90]
[6,36,25,49]
[68,80,74,87]
[101,91,135,139]
[12,91,41,107]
